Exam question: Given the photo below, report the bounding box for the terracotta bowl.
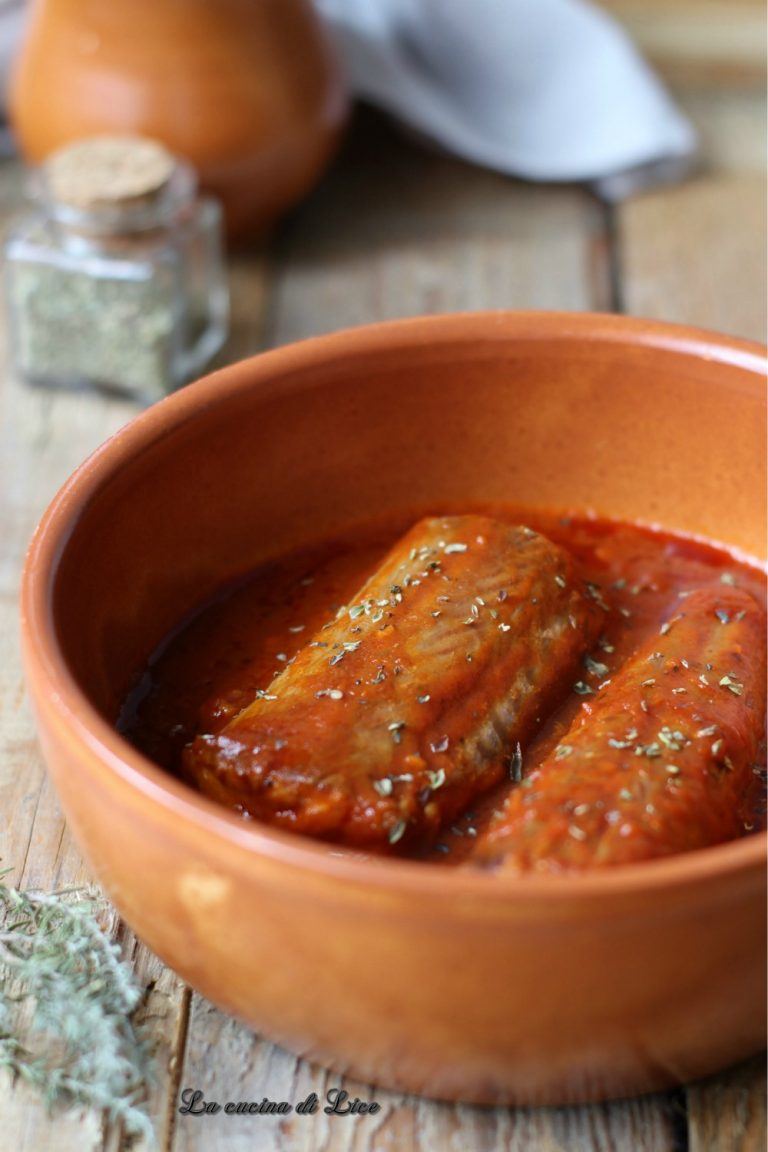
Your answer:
[20,313,767,1106]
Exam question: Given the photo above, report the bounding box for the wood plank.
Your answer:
[213,252,270,367]
[265,112,611,348]
[0,1075,107,1152]
[175,997,680,1152]
[688,1055,767,1152]
[617,171,766,342]
[0,303,130,1143]
[603,1,766,88]
[613,49,766,342]
[0,375,186,1151]
[616,85,766,346]
[677,89,766,174]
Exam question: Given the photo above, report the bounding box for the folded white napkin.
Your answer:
[314,0,697,196]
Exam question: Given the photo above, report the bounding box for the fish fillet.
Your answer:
[183,515,602,849]
[473,585,766,871]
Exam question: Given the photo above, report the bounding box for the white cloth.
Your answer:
[314,0,696,196]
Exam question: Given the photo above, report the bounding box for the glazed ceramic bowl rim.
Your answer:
[21,311,768,904]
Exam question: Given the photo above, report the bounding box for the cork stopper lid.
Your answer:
[44,135,177,212]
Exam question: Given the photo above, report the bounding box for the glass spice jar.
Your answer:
[4,135,229,403]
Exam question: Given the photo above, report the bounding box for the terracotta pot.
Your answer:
[20,313,767,1106]
[9,0,348,240]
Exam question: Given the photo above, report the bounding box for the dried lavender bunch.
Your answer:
[0,881,155,1141]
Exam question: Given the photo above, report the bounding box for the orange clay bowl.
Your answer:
[21,312,767,1106]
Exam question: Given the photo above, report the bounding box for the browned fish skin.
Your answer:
[182,515,602,849]
[473,586,767,872]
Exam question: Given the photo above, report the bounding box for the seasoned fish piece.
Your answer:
[183,515,602,850]
[474,586,767,871]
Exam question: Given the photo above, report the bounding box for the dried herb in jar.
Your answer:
[5,135,229,403]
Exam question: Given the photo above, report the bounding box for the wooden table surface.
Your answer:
[1,55,766,1152]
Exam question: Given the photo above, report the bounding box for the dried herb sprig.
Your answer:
[0,880,155,1142]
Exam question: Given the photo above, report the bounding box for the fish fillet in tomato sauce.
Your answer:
[120,510,767,863]
[181,515,601,849]
[472,586,766,871]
